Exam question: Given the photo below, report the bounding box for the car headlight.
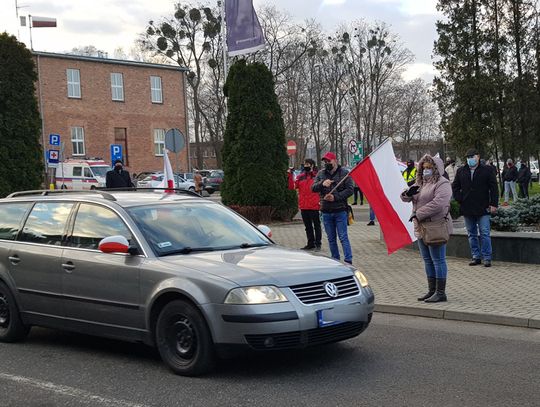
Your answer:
[224,286,288,304]
[354,270,369,288]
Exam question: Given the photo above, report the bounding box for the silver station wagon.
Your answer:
[0,190,374,375]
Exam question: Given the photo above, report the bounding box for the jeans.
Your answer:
[504,181,517,202]
[353,187,363,204]
[464,215,492,261]
[301,210,322,247]
[417,239,448,279]
[369,208,376,222]
[322,211,352,263]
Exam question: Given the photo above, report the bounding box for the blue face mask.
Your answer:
[423,169,433,178]
[467,157,477,167]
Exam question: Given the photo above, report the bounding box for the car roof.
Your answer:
[1,190,207,208]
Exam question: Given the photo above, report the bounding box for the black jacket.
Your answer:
[106,169,133,188]
[517,166,531,184]
[312,166,353,213]
[502,165,518,182]
[452,164,499,217]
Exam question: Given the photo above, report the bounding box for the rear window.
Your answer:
[0,203,31,241]
[19,202,74,246]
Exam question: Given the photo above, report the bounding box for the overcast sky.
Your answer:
[0,0,440,81]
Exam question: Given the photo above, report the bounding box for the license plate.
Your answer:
[316,303,363,328]
[317,309,345,328]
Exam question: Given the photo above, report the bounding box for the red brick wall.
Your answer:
[34,54,188,175]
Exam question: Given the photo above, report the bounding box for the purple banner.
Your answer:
[225,0,265,57]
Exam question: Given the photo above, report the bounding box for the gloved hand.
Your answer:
[405,185,420,197]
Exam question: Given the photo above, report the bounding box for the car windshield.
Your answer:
[90,166,110,178]
[127,202,270,256]
[210,170,223,178]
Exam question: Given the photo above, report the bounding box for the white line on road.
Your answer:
[0,373,149,407]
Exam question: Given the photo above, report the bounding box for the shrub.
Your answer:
[512,195,540,226]
[228,205,274,224]
[449,199,460,219]
[491,208,520,232]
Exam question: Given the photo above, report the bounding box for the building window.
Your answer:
[71,127,85,156]
[154,129,165,156]
[151,76,163,103]
[111,73,124,101]
[67,68,81,98]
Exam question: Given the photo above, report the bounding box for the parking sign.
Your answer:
[49,134,60,146]
[110,144,123,165]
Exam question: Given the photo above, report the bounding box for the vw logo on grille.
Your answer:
[324,282,339,298]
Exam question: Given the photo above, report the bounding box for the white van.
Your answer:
[55,159,110,190]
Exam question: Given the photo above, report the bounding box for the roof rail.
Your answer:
[96,187,202,197]
[6,189,117,201]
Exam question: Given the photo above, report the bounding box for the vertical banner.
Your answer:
[225,0,265,57]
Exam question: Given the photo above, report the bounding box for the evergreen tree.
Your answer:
[221,60,297,220]
[0,33,43,196]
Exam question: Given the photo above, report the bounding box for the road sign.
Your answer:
[165,128,186,153]
[47,149,59,167]
[110,144,123,165]
[286,140,297,156]
[348,140,358,154]
[49,134,60,146]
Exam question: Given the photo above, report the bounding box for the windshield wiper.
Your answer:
[161,247,215,256]
[239,243,269,249]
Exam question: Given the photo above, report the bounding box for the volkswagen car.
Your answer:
[0,189,374,376]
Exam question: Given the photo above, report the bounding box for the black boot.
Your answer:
[417,277,436,301]
[425,278,447,303]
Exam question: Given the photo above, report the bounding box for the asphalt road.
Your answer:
[0,314,538,407]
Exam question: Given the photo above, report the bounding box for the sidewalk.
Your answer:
[271,213,540,329]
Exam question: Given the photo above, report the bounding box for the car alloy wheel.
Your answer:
[155,300,215,376]
[0,294,9,327]
[0,282,29,342]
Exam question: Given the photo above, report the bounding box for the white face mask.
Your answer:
[423,169,433,178]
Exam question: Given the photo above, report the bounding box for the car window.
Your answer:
[69,204,132,250]
[90,166,109,178]
[127,203,269,256]
[19,202,74,246]
[84,168,93,177]
[73,167,82,177]
[0,203,31,241]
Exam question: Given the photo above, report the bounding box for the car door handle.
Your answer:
[62,262,75,272]
[8,255,20,265]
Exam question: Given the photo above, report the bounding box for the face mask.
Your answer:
[325,163,333,171]
[423,169,433,178]
[467,158,477,167]
[115,165,123,172]
[303,166,311,172]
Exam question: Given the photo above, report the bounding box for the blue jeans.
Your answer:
[369,208,376,222]
[322,211,352,263]
[417,239,448,279]
[464,215,492,261]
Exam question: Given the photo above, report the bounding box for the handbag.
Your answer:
[418,215,449,246]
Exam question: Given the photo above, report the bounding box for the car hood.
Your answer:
[159,246,354,287]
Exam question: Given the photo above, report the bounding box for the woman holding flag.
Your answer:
[401,155,452,303]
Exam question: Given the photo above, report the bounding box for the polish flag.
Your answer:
[349,139,416,254]
[31,16,57,28]
[158,149,175,193]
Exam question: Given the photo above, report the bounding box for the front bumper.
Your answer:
[201,286,375,351]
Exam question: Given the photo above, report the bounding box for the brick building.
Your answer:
[33,51,189,176]
[189,141,222,170]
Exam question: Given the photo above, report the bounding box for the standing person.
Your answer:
[502,159,518,205]
[312,152,354,264]
[131,173,138,188]
[352,181,364,205]
[295,159,322,251]
[517,161,532,199]
[106,159,134,189]
[452,148,499,267]
[193,170,204,194]
[401,155,452,303]
[367,207,376,226]
[445,157,457,183]
[402,159,417,186]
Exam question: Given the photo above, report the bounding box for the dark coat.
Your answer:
[106,169,133,188]
[502,165,518,182]
[517,166,532,184]
[312,166,353,213]
[452,164,499,217]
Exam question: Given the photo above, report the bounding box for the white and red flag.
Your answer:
[349,139,416,254]
[31,16,57,28]
[158,149,175,193]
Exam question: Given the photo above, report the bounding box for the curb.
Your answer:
[374,303,540,329]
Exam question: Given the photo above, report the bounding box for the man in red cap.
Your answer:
[312,152,354,264]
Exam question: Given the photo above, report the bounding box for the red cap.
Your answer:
[322,152,337,161]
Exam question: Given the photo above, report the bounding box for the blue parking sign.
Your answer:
[110,144,123,165]
[49,134,60,145]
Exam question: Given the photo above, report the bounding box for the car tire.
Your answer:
[188,187,195,192]
[155,300,215,376]
[0,281,30,343]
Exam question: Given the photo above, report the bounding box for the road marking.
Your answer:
[0,373,149,407]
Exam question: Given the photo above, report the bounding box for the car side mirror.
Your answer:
[98,235,130,254]
[257,225,272,238]
[127,245,140,256]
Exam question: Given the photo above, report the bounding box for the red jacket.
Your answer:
[295,171,320,210]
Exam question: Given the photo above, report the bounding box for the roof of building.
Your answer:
[32,51,189,72]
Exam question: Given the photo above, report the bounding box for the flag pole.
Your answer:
[29,14,33,50]
[221,0,228,80]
